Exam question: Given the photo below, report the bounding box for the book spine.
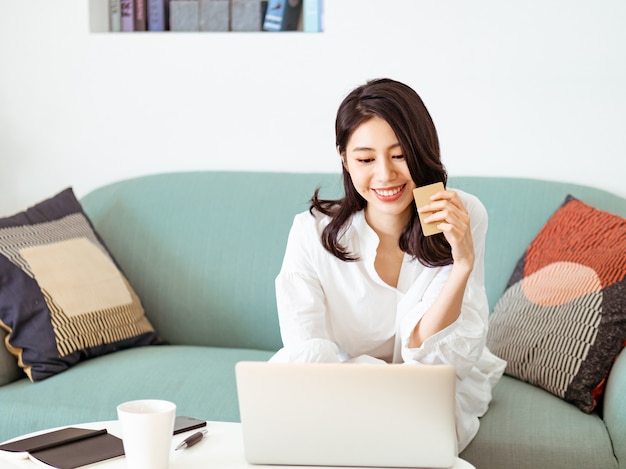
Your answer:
[262,0,284,31]
[231,0,263,32]
[120,0,134,31]
[134,0,147,31]
[147,0,168,31]
[302,0,321,32]
[261,0,268,24]
[263,0,301,31]
[88,0,111,32]
[283,0,302,31]
[199,0,229,31]
[109,0,122,31]
[169,0,199,31]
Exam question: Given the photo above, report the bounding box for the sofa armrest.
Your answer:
[604,348,626,469]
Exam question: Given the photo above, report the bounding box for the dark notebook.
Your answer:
[0,427,124,469]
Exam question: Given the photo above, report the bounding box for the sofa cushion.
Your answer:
[0,345,274,442]
[0,188,161,381]
[486,195,626,413]
[460,376,618,469]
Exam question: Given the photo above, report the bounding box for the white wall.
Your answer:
[1,0,625,217]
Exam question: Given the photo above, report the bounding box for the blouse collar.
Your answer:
[350,210,418,292]
[350,210,379,260]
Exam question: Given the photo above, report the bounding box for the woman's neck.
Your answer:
[364,206,411,242]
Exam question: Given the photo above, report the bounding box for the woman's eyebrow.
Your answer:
[351,142,401,152]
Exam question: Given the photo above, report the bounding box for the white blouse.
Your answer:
[271,190,506,452]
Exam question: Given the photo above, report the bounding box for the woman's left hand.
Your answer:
[418,189,474,271]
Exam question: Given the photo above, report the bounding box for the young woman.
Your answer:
[271,78,506,451]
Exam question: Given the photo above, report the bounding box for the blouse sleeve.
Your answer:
[271,213,346,363]
[397,193,490,380]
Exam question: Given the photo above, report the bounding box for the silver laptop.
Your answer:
[235,361,457,468]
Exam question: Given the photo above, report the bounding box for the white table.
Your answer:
[1,421,475,469]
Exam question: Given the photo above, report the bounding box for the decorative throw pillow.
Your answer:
[0,188,161,381]
[487,195,626,413]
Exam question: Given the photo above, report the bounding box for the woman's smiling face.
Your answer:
[343,116,417,226]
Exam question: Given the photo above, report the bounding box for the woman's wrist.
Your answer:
[451,257,473,279]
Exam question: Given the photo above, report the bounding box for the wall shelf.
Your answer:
[88,0,323,34]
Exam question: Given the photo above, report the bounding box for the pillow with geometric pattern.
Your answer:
[487,195,626,413]
[0,188,162,382]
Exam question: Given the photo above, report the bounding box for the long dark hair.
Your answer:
[311,78,453,267]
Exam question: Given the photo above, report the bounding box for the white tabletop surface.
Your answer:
[1,420,475,469]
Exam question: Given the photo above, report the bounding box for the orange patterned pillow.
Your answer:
[487,195,626,412]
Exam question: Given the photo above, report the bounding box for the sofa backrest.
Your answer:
[81,172,626,352]
[81,172,341,351]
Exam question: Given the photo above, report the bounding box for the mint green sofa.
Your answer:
[0,172,624,469]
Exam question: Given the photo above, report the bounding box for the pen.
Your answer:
[174,429,208,451]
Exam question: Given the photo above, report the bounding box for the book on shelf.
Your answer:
[263,0,302,31]
[302,0,322,32]
[170,0,200,31]
[88,0,111,32]
[231,0,265,32]
[0,427,124,469]
[147,0,169,31]
[120,0,134,31]
[109,0,121,31]
[135,0,148,30]
[199,0,229,32]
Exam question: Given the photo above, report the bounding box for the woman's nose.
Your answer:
[375,157,396,182]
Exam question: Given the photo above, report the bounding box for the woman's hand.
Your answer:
[418,189,474,272]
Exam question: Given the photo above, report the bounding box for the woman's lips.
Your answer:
[372,184,406,201]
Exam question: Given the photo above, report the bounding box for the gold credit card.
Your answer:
[413,182,445,236]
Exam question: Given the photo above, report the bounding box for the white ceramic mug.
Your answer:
[117,399,176,469]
